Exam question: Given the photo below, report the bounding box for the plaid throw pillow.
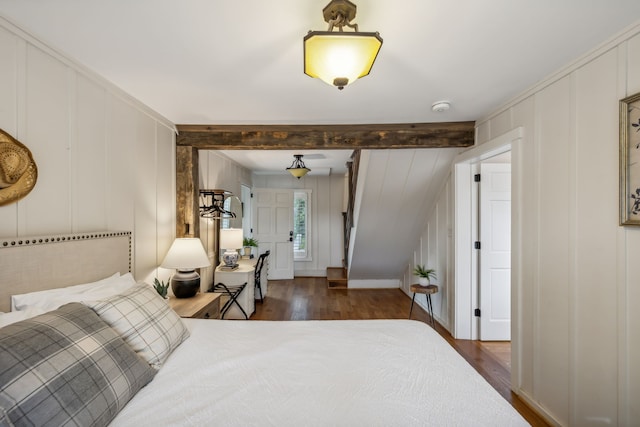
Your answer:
[0,303,156,427]
[84,284,190,369]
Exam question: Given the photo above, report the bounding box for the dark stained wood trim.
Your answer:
[176,146,199,238]
[176,122,475,150]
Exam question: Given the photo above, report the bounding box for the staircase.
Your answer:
[326,267,347,289]
[325,150,358,290]
[343,150,359,272]
[347,149,459,282]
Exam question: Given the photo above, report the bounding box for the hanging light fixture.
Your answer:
[303,0,382,90]
[286,154,311,179]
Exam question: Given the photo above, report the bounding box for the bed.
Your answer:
[0,232,529,427]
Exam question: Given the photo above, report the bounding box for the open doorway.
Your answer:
[453,127,523,390]
[241,184,251,237]
[453,128,522,341]
[475,155,512,374]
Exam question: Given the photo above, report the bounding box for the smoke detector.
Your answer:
[432,101,451,112]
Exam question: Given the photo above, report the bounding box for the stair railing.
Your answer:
[343,149,360,269]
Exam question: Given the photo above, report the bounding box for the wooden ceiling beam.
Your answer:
[176,122,475,150]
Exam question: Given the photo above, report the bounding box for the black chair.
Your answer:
[212,282,248,319]
[254,250,270,303]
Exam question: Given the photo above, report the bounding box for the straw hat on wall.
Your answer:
[0,129,37,206]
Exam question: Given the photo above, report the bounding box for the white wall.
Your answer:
[404,176,454,331]
[252,174,345,276]
[0,17,176,285]
[473,21,640,427]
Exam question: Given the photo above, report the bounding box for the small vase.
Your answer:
[418,277,430,286]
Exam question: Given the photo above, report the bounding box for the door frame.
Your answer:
[453,127,523,334]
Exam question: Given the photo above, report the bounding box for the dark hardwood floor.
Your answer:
[252,277,549,427]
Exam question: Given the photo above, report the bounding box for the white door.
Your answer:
[252,188,294,280]
[479,163,511,341]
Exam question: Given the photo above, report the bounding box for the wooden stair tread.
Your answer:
[326,267,347,289]
[327,267,346,280]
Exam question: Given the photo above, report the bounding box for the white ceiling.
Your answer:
[1,1,640,174]
[219,150,353,175]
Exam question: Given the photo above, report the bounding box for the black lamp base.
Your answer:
[171,269,200,298]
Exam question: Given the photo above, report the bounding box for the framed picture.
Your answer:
[620,92,640,226]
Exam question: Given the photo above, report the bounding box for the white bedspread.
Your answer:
[111,319,528,426]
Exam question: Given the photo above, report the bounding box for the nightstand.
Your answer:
[169,292,221,319]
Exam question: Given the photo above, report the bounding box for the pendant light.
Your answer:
[286,154,311,179]
[303,0,383,90]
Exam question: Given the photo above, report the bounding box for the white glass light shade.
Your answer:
[304,31,382,89]
[289,167,310,178]
[286,154,311,179]
[220,228,244,250]
[161,238,210,270]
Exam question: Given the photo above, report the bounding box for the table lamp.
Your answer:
[161,238,210,298]
[219,228,243,268]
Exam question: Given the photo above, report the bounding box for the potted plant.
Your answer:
[413,265,436,286]
[153,278,169,299]
[242,237,259,258]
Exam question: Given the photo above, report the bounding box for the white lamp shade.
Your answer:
[161,238,210,269]
[220,228,243,250]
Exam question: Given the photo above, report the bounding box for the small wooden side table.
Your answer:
[409,284,438,328]
[169,292,221,319]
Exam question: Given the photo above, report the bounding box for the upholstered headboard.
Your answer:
[0,231,131,312]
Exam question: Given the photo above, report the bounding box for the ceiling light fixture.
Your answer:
[303,0,383,90]
[286,154,311,179]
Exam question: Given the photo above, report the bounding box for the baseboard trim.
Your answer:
[348,279,400,289]
[294,270,325,277]
[513,389,562,427]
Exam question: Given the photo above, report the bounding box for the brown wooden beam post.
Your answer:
[176,122,475,150]
[176,145,199,238]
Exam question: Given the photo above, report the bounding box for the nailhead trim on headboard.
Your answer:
[0,231,132,272]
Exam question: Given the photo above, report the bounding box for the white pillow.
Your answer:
[0,307,46,328]
[83,284,190,369]
[12,272,136,311]
[11,272,120,310]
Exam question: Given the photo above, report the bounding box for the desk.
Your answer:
[215,261,255,319]
[232,257,268,300]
